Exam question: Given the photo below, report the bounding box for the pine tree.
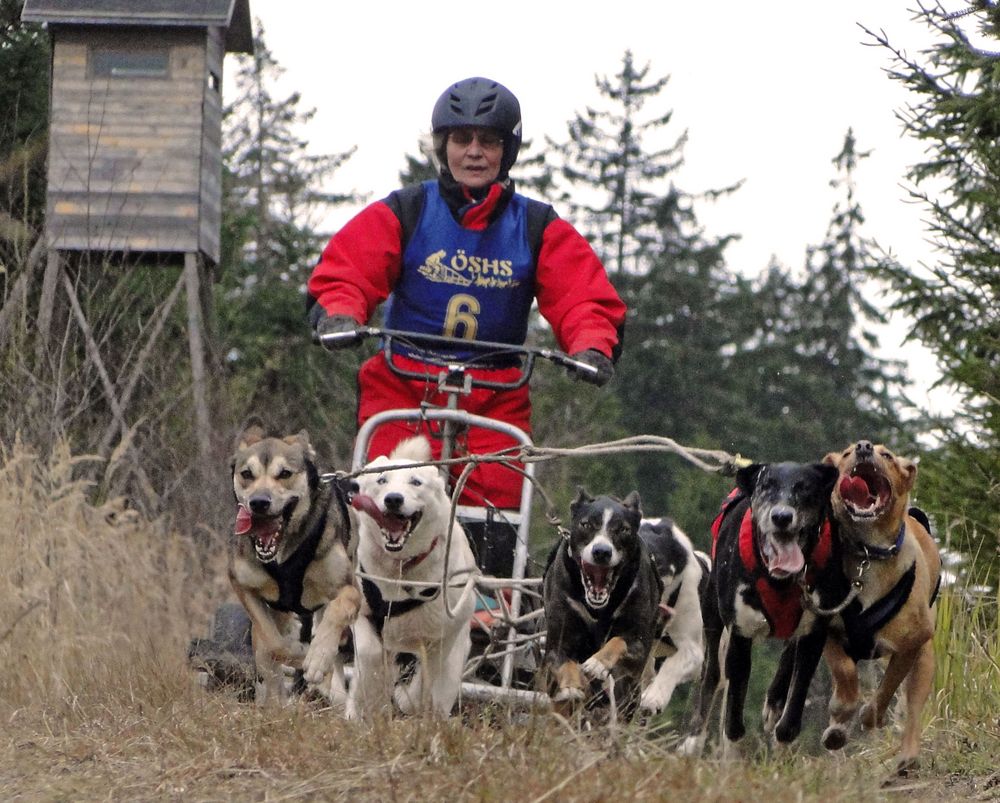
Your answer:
[544,51,743,524]
[723,131,910,465]
[546,51,695,276]
[865,4,1000,576]
[0,0,48,270]
[216,25,363,460]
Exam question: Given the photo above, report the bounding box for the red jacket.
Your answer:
[307,177,626,359]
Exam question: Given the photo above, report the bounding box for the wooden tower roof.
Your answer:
[21,0,253,53]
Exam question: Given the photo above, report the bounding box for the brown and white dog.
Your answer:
[229,418,361,705]
[821,440,941,775]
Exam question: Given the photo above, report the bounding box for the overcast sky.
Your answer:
[242,1,967,414]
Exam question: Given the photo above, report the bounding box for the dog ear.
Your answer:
[284,429,317,462]
[735,463,763,495]
[897,455,918,490]
[570,486,592,518]
[815,462,841,496]
[822,450,842,467]
[623,490,642,517]
[236,416,266,450]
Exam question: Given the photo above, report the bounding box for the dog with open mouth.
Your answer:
[682,461,841,756]
[819,440,941,776]
[541,489,663,718]
[347,435,478,719]
[229,417,361,706]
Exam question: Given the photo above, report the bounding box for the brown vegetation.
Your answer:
[0,441,996,801]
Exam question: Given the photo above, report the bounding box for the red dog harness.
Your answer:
[711,491,832,639]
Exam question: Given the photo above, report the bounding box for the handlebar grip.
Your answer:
[318,328,368,348]
[557,355,600,377]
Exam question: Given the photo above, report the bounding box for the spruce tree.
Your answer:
[545,51,742,524]
[216,25,362,461]
[724,131,910,465]
[0,1,48,271]
[866,4,1000,576]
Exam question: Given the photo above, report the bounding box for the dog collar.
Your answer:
[851,521,906,561]
[400,536,440,572]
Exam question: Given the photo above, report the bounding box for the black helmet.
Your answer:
[431,77,522,178]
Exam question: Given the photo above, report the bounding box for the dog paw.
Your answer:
[581,656,610,681]
[553,685,585,703]
[302,638,338,685]
[677,735,705,757]
[774,717,801,744]
[640,688,668,713]
[822,725,848,751]
[860,702,884,730]
[761,703,781,734]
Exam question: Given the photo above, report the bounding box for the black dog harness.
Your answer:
[360,536,442,638]
[259,475,352,643]
[360,577,439,638]
[840,506,940,660]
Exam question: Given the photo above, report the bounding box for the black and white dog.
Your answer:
[638,517,711,714]
[542,489,663,717]
[682,462,841,755]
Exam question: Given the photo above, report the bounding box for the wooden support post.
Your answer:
[35,249,62,365]
[184,252,212,461]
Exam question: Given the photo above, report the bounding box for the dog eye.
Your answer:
[376,476,388,485]
[240,468,254,480]
[276,468,293,480]
[880,449,894,459]
[409,478,422,486]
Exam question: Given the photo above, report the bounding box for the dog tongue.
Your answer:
[840,475,871,507]
[234,504,252,535]
[766,540,805,576]
[351,493,389,529]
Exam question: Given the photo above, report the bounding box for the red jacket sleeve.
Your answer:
[306,201,403,324]
[535,218,626,358]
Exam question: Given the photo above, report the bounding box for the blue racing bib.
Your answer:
[385,181,536,362]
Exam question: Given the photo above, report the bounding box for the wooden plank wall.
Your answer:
[46,25,217,260]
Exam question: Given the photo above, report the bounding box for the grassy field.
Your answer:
[1,442,998,801]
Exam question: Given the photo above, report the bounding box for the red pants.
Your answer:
[357,353,531,509]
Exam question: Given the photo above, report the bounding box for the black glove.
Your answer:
[567,349,614,386]
[313,312,363,350]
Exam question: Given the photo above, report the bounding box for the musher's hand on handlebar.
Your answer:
[314,313,364,350]
[567,349,614,386]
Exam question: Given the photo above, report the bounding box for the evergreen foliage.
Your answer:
[865,4,1000,577]
[215,25,363,463]
[0,0,47,270]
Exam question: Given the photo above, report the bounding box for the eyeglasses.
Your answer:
[448,128,504,150]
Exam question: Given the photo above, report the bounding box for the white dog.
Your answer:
[347,436,478,719]
[638,517,710,714]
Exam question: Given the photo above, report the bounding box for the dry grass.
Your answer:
[0,440,997,801]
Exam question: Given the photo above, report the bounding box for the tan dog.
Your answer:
[821,440,941,775]
[229,418,361,705]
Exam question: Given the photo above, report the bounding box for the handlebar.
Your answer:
[318,326,598,391]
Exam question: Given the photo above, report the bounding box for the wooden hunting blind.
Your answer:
[20,0,253,459]
[21,0,252,263]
